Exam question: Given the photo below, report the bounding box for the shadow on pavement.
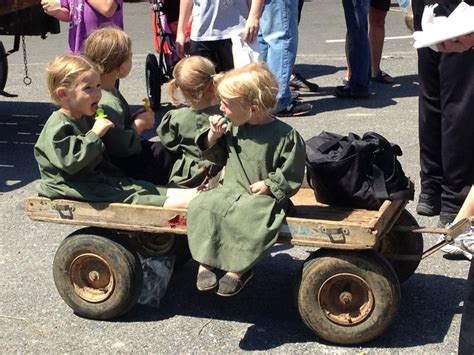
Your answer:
[122,242,467,351]
[0,101,54,193]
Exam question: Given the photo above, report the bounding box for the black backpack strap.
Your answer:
[372,164,389,200]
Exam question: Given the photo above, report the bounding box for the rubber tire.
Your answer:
[145,53,164,110]
[376,209,423,283]
[136,233,191,268]
[297,249,401,345]
[53,228,143,320]
[0,41,8,93]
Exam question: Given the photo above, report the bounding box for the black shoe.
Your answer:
[289,72,319,92]
[275,101,312,117]
[416,193,441,216]
[334,85,370,99]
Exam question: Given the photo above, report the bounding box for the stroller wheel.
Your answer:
[145,53,164,110]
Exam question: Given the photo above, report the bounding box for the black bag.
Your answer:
[305,131,414,210]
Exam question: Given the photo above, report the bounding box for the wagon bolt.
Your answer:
[339,292,353,304]
[89,271,100,282]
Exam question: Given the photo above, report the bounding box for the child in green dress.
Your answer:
[156,55,223,188]
[84,26,174,185]
[34,54,196,208]
[186,62,306,296]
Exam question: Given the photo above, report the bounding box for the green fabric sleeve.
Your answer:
[264,130,306,202]
[196,129,228,166]
[156,111,180,154]
[100,99,142,158]
[48,123,105,175]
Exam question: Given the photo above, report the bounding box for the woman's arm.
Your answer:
[41,0,70,21]
[176,0,193,58]
[87,0,119,18]
[244,0,264,43]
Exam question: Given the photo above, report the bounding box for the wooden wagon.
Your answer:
[25,185,470,345]
[0,0,60,95]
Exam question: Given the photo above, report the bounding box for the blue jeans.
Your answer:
[342,0,370,92]
[258,0,298,112]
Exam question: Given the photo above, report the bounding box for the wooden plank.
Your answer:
[26,195,385,249]
[25,197,188,235]
[0,0,41,16]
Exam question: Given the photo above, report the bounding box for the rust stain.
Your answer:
[167,214,187,228]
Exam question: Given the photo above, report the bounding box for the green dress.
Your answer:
[34,111,168,206]
[186,119,306,273]
[99,88,142,158]
[157,106,222,188]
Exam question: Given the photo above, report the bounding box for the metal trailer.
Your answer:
[25,185,470,345]
[0,0,60,96]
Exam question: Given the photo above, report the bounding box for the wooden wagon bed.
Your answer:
[26,187,408,250]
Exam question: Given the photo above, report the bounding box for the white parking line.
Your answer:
[326,35,412,43]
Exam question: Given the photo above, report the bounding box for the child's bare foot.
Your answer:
[216,270,253,297]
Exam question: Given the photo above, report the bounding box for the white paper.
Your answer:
[413,2,474,49]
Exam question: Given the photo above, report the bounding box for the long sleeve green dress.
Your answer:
[156,106,222,188]
[186,119,306,273]
[34,111,168,206]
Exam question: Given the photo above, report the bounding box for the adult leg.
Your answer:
[369,6,392,81]
[416,47,443,215]
[259,0,306,114]
[459,260,474,354]
[438,49,474,223]
[337,0,370,97]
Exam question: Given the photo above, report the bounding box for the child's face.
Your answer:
[62,70,102,118]
[219,98,251,127]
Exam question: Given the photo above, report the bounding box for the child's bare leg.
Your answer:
[163,187,198,208]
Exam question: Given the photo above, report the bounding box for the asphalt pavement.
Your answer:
[0,1,468,353]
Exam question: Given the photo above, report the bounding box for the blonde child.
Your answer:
[84,26,173,185]
[34,54,196,208]
[186,62,306,296]
[156,55,223,188]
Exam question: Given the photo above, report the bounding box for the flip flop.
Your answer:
[216,270,253,297]
[196,269,217,291]
[372,70,394,84]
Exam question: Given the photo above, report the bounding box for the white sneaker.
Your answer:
[438,226,474,260]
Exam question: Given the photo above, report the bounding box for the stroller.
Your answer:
[146,0,182,110]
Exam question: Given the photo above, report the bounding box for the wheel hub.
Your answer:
[318,273,374,326]
[138,233,174,256]
[69,253,115,303]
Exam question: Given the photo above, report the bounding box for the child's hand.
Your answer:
[92,118,114,137]
[208,115,228,145]
[250,181,271,196]
[133,110,155,135]
[41,0,60,13]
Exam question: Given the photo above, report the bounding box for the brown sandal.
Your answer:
[216,270,253,297]
[196,269,217,291]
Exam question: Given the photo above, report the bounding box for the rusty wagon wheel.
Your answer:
[135,233,191,267]
[53,228,143,320]
[0,41,8,93]
[376,209,423,283]
[145,53,164,110]
[296,250,400,345]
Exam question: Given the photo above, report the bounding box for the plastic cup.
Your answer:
[47,0,61,11]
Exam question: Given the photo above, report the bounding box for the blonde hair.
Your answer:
[84,25,132,74]
[46,54,98,104]
[167,55,217,106]
[216,62,278,112]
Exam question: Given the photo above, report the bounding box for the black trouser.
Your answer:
[190,39,234,73]
[459,260,474,354]
[111,140,175,186]
[413,0,474,215]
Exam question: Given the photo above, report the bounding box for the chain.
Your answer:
[21,36,32,86]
